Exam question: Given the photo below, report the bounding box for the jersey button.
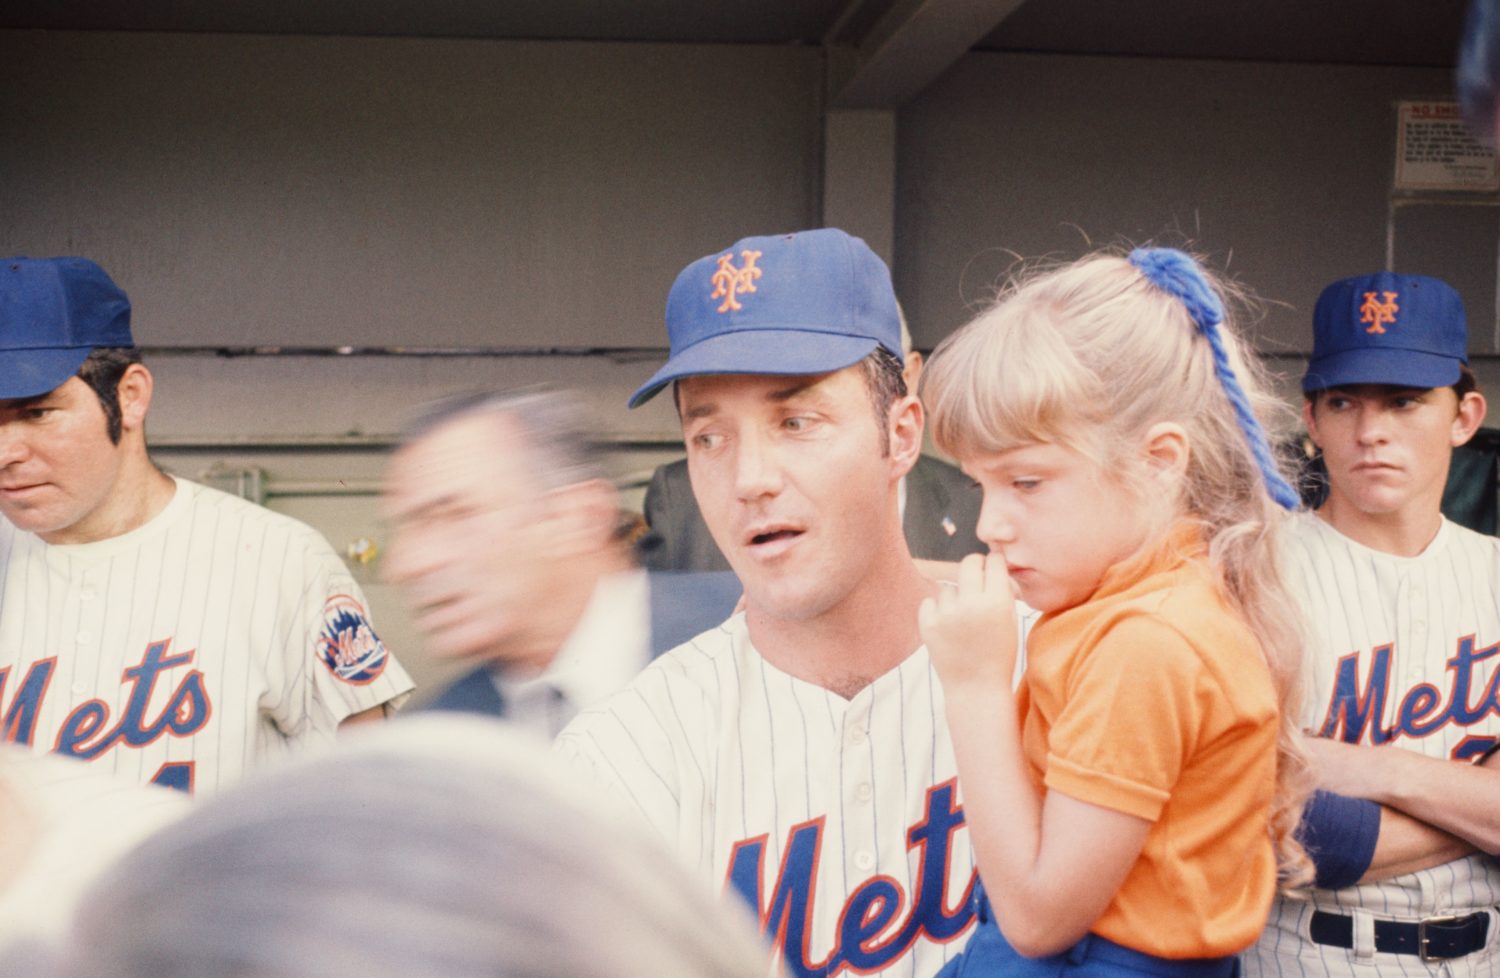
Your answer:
[847,727,867,745]
[855,850,875,871]
[75,631,92,645]
[79,587,97,602]
[855,782,873,802]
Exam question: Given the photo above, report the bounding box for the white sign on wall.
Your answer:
[1395,100,1499,193]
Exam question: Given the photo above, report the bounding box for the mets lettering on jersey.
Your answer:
[726,780,974,976]
[2,639,209,764]
[556,615,980,978]
[0,478,413,795]
[1316,638,1499,760]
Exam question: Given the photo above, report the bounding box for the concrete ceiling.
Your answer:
[1,0,1471,107]
[980,0,1468,67]
[0,0,853,45]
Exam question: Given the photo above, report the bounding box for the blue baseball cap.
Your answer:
[628,228,902,407]
[1303,272,1467,393]
[0,257,134,399]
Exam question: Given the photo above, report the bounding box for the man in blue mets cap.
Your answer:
[560,228,1029,978]
[1245,271,1500,976]
[0,257,412,796]
[634,242,985,572]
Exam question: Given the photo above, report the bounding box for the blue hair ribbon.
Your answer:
[1127,247,1301,511]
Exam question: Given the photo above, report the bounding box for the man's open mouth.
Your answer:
[751,529,801,545]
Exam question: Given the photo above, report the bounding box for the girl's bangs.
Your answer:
[925,299,1098,460]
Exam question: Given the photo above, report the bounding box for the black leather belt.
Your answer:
[1309,909,1491,961]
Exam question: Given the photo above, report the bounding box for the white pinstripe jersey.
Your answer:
[0,477,413,796]
[1244,512,1500,978]
[556,612,984,978]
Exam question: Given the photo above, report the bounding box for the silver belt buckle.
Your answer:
[1418,915,1463,962]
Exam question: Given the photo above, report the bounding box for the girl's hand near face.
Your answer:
[918,552,1017,690]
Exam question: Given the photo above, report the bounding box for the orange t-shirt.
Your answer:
[1017,527,1278,958]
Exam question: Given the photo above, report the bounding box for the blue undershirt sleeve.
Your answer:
[1295,789,1381,890]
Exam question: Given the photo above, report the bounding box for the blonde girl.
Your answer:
[918,248,1309,978]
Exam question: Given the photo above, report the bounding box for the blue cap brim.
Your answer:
[1303,347,1464,393]
[0,345,92,399]
[629,328,882,407]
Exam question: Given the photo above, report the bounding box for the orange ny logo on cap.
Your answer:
[710,249,763,313]
[1359,290,1399,334]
